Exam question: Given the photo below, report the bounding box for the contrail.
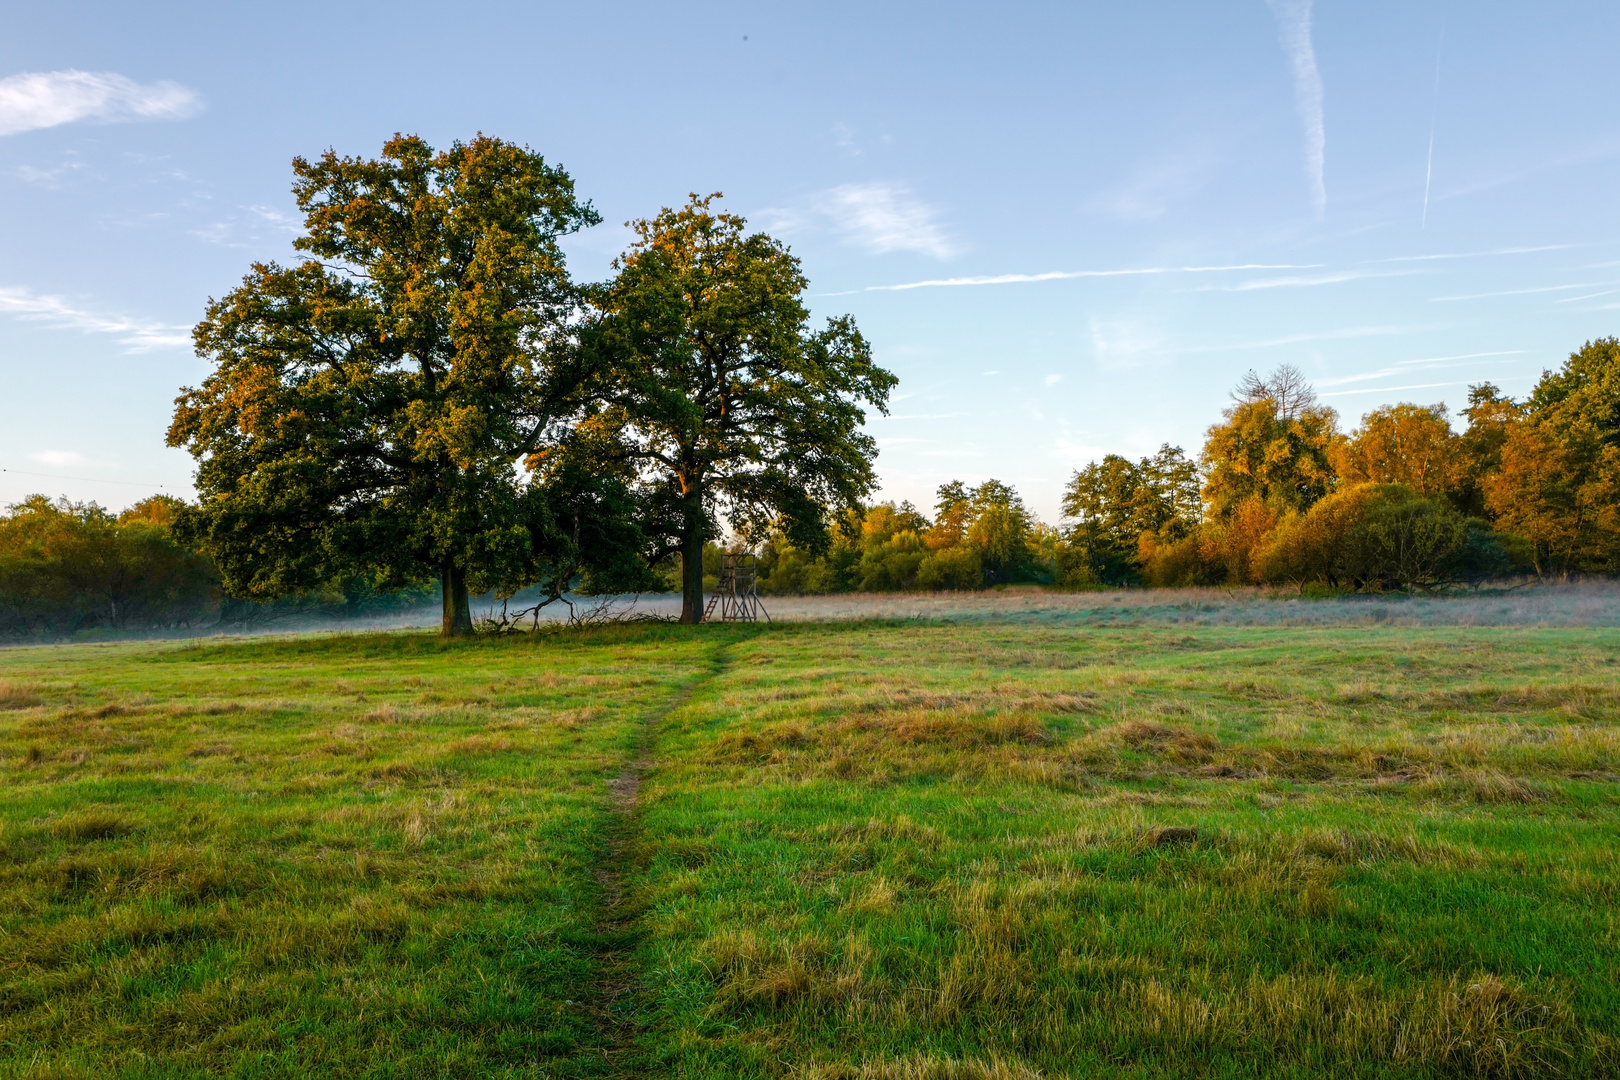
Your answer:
[1266,0,1326,218]
[860,264,1320,292]
[1422,28,1444,228]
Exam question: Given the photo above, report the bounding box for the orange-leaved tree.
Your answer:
[1201,365,1339,520]
[1329,403,1465,503]
[1484,340,1620,574]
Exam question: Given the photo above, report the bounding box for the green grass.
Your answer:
[3,621,1618,1078]
[0,628,716,1078]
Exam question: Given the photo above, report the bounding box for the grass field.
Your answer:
[2,611,1617,1078]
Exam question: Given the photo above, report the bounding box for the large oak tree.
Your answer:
[168,135,616,636]
[588,195,897,622]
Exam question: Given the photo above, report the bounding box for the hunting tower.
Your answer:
[701,553,771,623]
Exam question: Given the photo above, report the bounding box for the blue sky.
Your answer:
[3,1,1619,522]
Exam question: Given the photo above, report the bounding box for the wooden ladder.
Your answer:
[700,592,720,623]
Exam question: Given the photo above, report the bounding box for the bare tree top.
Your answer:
[1230,363,1318,420]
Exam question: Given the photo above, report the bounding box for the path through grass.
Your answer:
[0,628,719,1077]
[3,621,1617,1078]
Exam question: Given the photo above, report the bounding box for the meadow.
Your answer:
[2,596,1617,1078]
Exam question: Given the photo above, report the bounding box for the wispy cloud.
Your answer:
[1085,320,1419,367]
[1087,144,1218,221]
[1090,317,1171,368]
[0,286,189,351]
[250,204,299,231]
[811,182,954,258]
[1319,381,1466,399]
[864,263,1317,293]
[28,450,88,468]
[13,159,87,187]
[1266,0,1326,217]
[1044,374,1063,386]
[1431,281,1615,302]
[190,203,303,248]
[1188,325,1414,352]
[1554,288,1620,304]
[1422,29,1444,228]
[1371,244,1580,264]
[1209,269,1423,292]
[1393,349,1524,367]
[1432,137,1620,205]
[1054,435,1116,470]
[0,70,202,137]
[1317,351,1525,388]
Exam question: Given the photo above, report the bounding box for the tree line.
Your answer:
[747,343,1620,595]
[0,496,214,636]
[10,133,1617,634]
[0,494,440,638]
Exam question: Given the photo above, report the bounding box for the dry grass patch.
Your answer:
[0,680,41,709]
[708,708,1051,766]
[446,733,519,755]
[47,810,134,843]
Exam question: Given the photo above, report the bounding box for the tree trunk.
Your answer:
[441,562,474,638]
[679,480,706,625]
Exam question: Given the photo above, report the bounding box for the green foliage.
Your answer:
[1454,382,1523,518]
[1081,357,1617,592]
[758,480,1052,594]
[1060,444,1199,585]
[1258,483,1472,591]
[0,495,217,636]
[1135,529,1208,588]
[853,503,930,591]
[1527,336,1620,441]
[588,194,896,621]
[915,543,983,590]
[964,479,1038,584]
[169,134,617,636]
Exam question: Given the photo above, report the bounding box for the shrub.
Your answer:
[1137,531,1205,588]
[1257,483,1471,591]
[917,547,982,590]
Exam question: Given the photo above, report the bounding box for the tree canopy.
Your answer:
[1201,365,1339,520]
[1061,445,1199,585]
[587,195,897,622]
[1483,340,1620,574]
[1328,403,1463,500]
[168,134,626,636]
